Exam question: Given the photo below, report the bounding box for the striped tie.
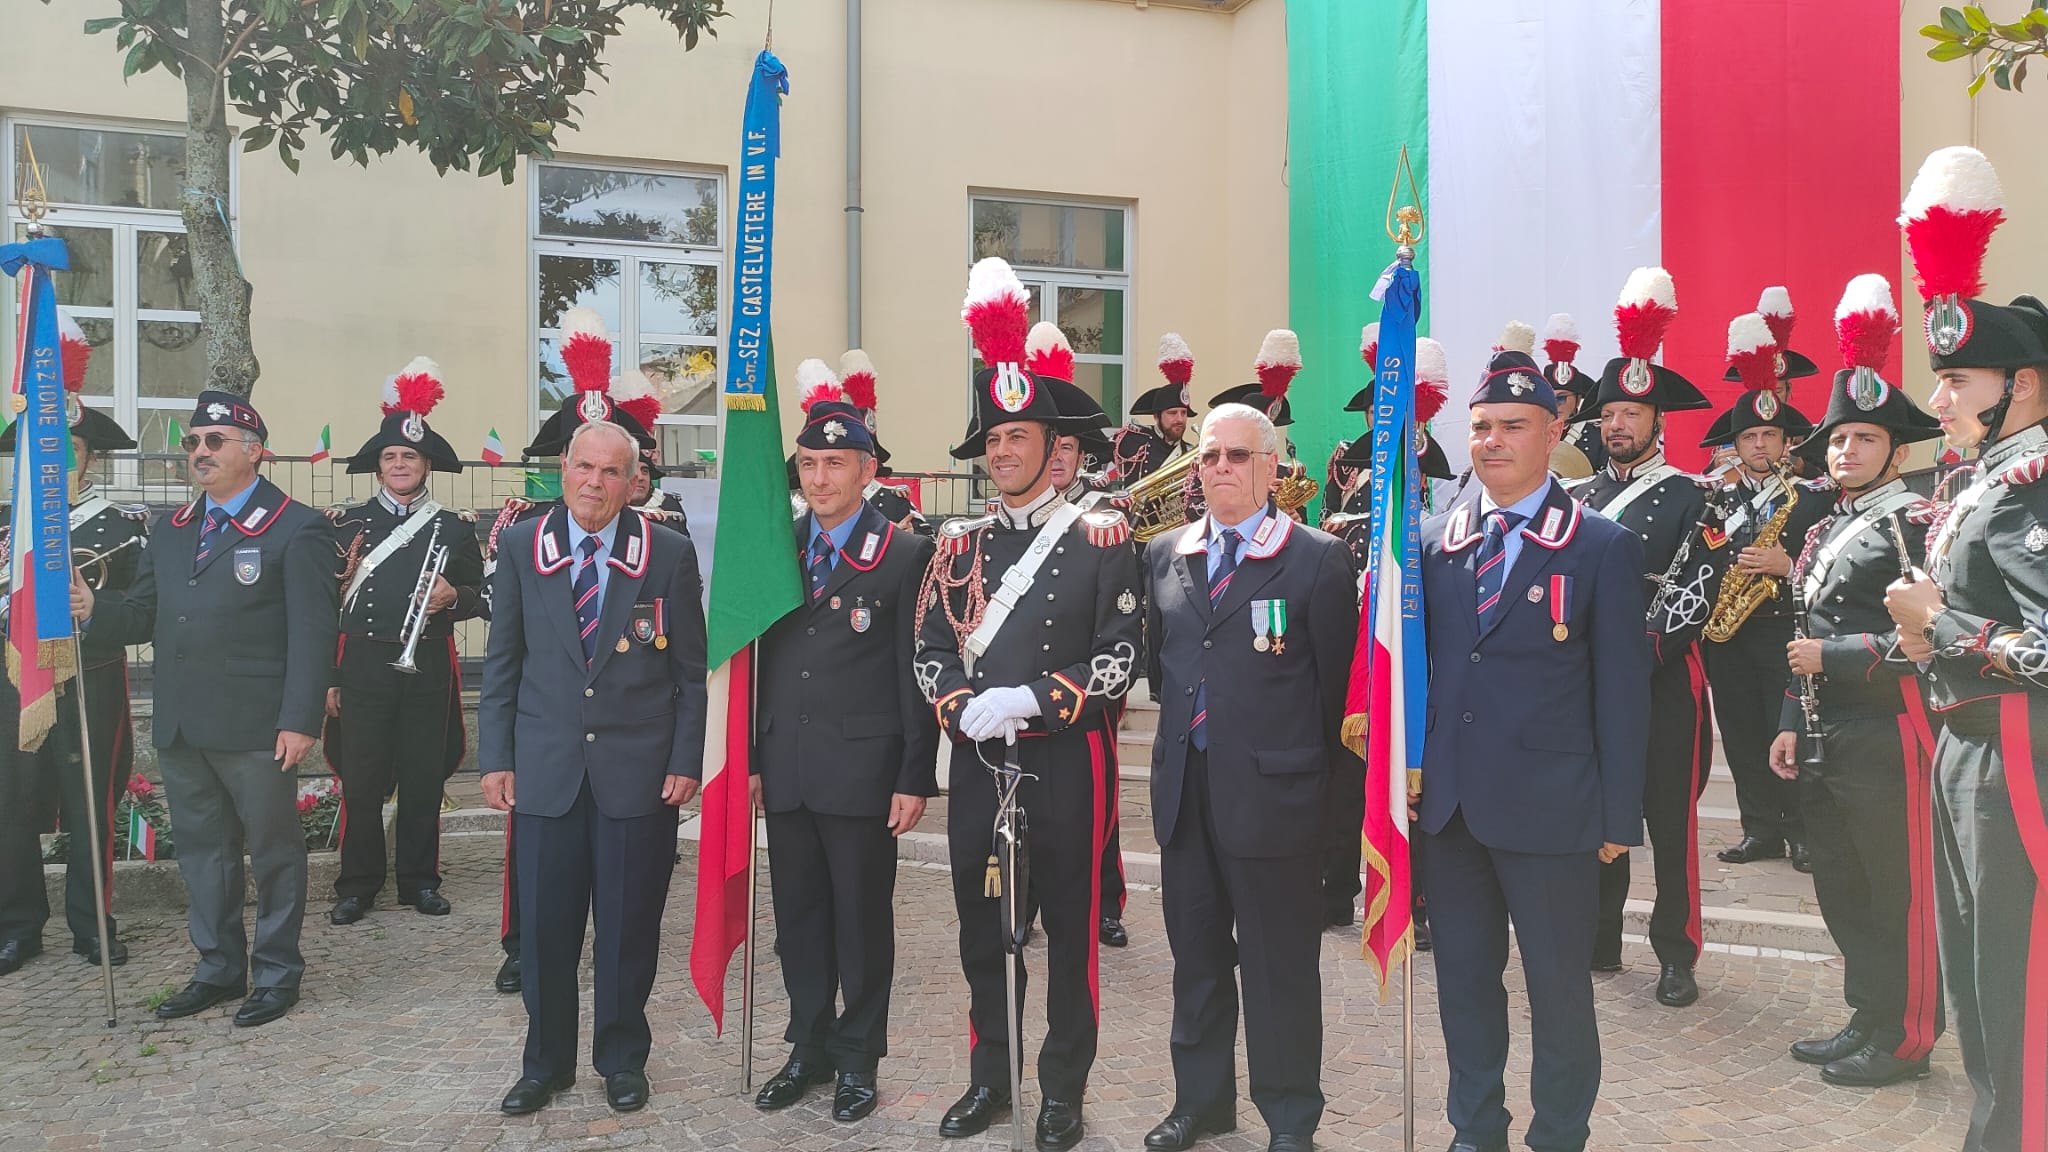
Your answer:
[1474,511,1525,630]
[810,533,833,600]
[574,535,603,666]
[194,511,222,566]
[1190,528,1242,752]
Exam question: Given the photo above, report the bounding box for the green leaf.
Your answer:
[122,38,155,78]
[1964,6,1992,32]
[1930,40,1976,60]
[1968,66,1989,94]
[1921,22,1961,42]
[1942,5,1973,35]
[1994,60,2013,88]
[240,126,276,153]
[541,25,584,43]
[82,16,124,34]
[278,145,301,175]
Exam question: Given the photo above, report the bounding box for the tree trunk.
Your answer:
[178,0,259,398]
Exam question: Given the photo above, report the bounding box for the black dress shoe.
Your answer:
[1655,963,1699,1007]
[1268,1136,1314,1152]
[1792,1023,1870,1065]
[1035,1098,1084,1150]
[0,937,41,975]
[1446,1138,1509,1152]
[938,1086,1009,1138]
[1144,1108,1236,1150]
[330,896,369,925]
[501,1073,575,1115]
[401,889,452,916]
[232,986,299,1027]
[1324,905,1355,928]
[1821,1044,1931,1088]
[605,1069,650,1111]
[494,954,522,994]
[72,937,127,966]
[832,1071,879,1121]
[1716,836,1786,864]
[1591,957,1624,973]
[755,1057,833,1111]
[1413,919,1432,952]
[155,978,246,1019]
[1100,917,1129,948]
[1791,842,1813,873]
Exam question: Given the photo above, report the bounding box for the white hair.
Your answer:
[1200,402,1280,455]
[565,419,639,466]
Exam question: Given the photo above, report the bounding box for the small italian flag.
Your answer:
[308,424,332,464]
[165,416,181,452]
[128,806,156,862]
[481,427,505,466]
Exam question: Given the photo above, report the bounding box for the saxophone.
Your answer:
[1701,463,1799,643]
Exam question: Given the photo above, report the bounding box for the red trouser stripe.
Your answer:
[1684,647,1707,956]
[1896,682,1940,1061]
[1086,727,1107,1023]
[1996,694,2048,1152]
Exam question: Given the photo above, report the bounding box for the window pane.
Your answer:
[137,231,197,312]
[12,223,114,308]
[640,262,719,337]
[1056,286,1124,356]
[658,424,718,478]
[137,320,205,399]
[537,336,613,412]
[14,123,184,212]
[72,315,114,401]
[1066,362,1126,424]
[972,199,1125,271]
[536,164,719,246]
[639,343,720,416]
[537,255,621,330]
[132,409,188,487]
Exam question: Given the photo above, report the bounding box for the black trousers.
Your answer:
[334,639,453,900]
[516,778,678,1081]
[1098,709,1127,920]
[1162,750,1325,1137]
[0,660,131,948]
[499,821,520,959]
[1705,620,1804,845]
[1426,812,1600,1152]
[1323,752,1366,920]
[946,730,1106,1102]
[766,804,898,1073]
[1801,706,1943,1060]
[1932,696,2047,1152]
[1597,651,1711,968]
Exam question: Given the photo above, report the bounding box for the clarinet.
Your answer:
[1791,569,1827,767]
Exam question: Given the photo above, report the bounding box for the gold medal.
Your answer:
[1553,623,1568,642]
[617,636,631,653]
[655,635,668,649]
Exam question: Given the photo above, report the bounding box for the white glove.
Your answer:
[957,685,1041,742]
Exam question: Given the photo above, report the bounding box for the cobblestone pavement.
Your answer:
[3,832,1967,1151]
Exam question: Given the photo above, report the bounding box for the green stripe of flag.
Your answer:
[707,335,802,667]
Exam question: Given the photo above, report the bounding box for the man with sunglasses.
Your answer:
[76,390,339,1028]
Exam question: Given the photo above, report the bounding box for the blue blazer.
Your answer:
[1418,480,1650,855]
[478,506,708,820]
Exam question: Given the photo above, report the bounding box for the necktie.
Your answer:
[810,534,834,600]
[194,511,223,566]
[1191,528,1243,752]
[1474,511,1525,630]
[574,535,603,667]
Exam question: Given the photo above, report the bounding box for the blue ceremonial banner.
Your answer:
[1372,261,1427,762]
[722,50,789,411]
[1,235,79,750]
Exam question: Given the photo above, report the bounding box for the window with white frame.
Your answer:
[969,195,1132,418]
[4,116,213,487]
[531,160,724,475]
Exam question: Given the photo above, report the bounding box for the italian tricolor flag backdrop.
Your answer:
[1286,0,1902,477]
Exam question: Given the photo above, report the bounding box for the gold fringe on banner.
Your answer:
[1340,712,1367,758]
[6,638,77,752]
[725,393,767,412]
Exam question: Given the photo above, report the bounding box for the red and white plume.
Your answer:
[382,356,445,417]
[558,306,613,393]
[796,358,842,413]
[961,257,1031,367]
[611,372,664,431]
[1254,329,1301,400]
[838,349,878,410]
[1498,320,1536,357]
[1360,322,1381,370]
[1614,266,1678,361]
[1833,273,1899,372]
[1725,313,1779,393]
[1157,332,1194,385]
[1757,286,1795,349]
[1414,337,1449,424]
[1900,145,2006,302]
[56,309,90,392]
[1542,313,1580,367]
[1026,321,1075,381]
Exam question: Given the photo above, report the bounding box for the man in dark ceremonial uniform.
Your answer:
[1543,313,1606,475]
[787,350,932,538]
[1112,333,1198,485]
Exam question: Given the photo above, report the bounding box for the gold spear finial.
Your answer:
[1384,144,1425,251]
[16,131,49,232]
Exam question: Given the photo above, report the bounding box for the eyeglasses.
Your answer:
[180,432,243,453]
[1197,447,1273,467]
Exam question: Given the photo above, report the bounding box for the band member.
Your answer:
[1419,348,1650,1152]
[915,258,1142,1149]
[1208,333,1315,526]
[479,419,706,1117]
[1114,334,1198,484]
[1696,314,1828,872]
[787,350,932,539]
[1887,146,2048,1151]
[1543,313,1605,474]
[1566,267,1721,1007]
[0,314,146,975]
[753,368,938,1122]
[324,358,486,925]
[76,391,339,1028]
[1142,399,1357,1152]
[1325,327,1453,522]
[1769,274,1945,1089]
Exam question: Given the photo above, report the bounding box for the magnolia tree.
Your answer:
[47,0,730,397]
[1919,3,2048,94]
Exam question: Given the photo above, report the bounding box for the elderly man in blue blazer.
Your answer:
[1417,350,1650,1152]
[478,418,708,1118]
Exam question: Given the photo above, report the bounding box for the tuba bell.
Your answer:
[1126,448,1200,543]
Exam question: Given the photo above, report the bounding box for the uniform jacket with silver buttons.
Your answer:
[756,501,938,819]
[1567,454,1719,670]
[1922,424,2048,710]
[1776,479,1930,729]
[332,494,487,648]
[1,490,150,669]
[1711,471,1835,627]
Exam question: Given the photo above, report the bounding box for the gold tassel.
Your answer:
[724,392,767,412]
[1340,712,1368,758]
[984,854,1002,898]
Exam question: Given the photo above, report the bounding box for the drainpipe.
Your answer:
[846,0,863,348]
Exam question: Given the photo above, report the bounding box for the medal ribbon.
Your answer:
[1550,574,1570,636]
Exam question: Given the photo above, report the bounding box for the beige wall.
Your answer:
[2,0,1290,480]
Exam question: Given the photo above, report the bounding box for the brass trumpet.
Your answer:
[0,534,144,594]
[391,522,450,675]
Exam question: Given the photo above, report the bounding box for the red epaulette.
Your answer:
[1082,508,1131,548]
[1997,450,2047,488]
